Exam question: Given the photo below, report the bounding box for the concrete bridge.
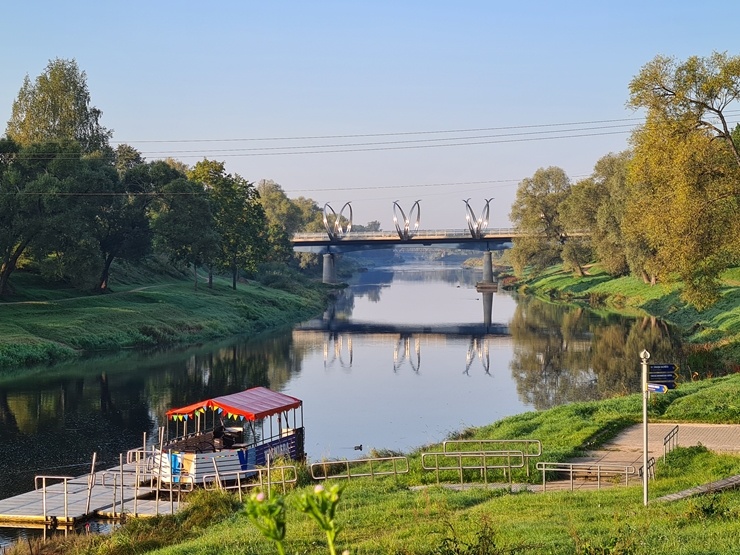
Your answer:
[289,200,519,283]
[291,228,518,283]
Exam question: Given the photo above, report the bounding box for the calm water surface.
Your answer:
[0,263,684,545]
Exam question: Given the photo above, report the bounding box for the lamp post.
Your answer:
[640,349,650,506]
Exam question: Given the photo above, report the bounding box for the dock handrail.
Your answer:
[663,425,679,460]
[310,456,409,481]
[422,450,524,485]
[442,439,541,476]
[203,463,298,501]
[126,446,157,465]
[100,465,193,517]
[34,475,74,525]
[536,462,636,491]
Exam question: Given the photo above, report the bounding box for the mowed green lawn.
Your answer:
[0,270,330,370]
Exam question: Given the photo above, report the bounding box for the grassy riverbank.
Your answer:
[0,265,334,370]
[9,373,740,555]
[514,265,740,373]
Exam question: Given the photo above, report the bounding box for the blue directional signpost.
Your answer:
[648,363,678,390]
[647,383,668,393]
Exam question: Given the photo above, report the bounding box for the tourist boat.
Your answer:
[152,386,304,485]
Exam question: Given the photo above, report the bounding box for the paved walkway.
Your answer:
[422,423,740,494]
[569,422,740,468]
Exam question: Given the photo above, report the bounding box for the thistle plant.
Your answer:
[296,484,345,555]
[244,491,287,555]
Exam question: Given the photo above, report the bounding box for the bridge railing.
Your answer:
[292,228,520,242]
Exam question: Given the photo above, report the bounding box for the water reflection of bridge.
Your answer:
[292,284,510,374]
[292,328,513,375]
[294,320,509,336]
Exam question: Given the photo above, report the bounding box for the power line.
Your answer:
[2,175,592,196]
[130,129,632,158]
[133,123,635,155]
[112,116,646,144]
[2,127,634,159]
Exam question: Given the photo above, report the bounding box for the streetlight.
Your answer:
[640,349,650,506]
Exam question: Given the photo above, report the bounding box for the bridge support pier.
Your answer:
[482,291,493,329]
[481,251,494,283]
[322,253,337,284]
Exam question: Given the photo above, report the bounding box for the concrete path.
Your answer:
[569,422,740,468]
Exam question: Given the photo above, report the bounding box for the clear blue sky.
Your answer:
[2,1,739,229]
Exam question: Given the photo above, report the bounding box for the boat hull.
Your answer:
[154,428,304,484]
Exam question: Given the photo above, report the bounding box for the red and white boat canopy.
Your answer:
[165,386,302,421]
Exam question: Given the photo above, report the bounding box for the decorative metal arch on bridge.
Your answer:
[392,201,421,240]
[310,200,503,284]
[323,202,353,240]
[464,198,493,239]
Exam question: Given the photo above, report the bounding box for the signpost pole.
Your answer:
[640,349,650,506]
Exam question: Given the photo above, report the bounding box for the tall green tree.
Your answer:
[590,152,631,276]
[6,58,112,154]
[627,52,740,307]
[92,160,185,291]
[151,178,218,289]
[558,178,596,277]
[626,109,740,306]
[629,51,740,168]
[559,152,631,277]
[0,140,88,297]
[114,144,144,176]
[189,160,268,289]
[292,196,325,232]
[256,179,302,262]
[33,154,121,288]
[509,166,571,276]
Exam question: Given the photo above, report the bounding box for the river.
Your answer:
[0,260,684,545]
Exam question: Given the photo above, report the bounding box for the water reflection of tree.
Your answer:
[145,332,307,415]
[510,297,682,409]
[0,374,155,501]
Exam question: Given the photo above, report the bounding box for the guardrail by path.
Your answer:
[638,457,655,481]
[442,439,541,477]
[663,425,679,460]
[310,456,409,481]
[536,462,636,492]
[422,450,525,485]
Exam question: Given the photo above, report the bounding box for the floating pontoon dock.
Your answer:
[0,386,305,530]
[0,456,186,529]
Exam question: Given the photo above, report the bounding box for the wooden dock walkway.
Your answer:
[0,460,187,528]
